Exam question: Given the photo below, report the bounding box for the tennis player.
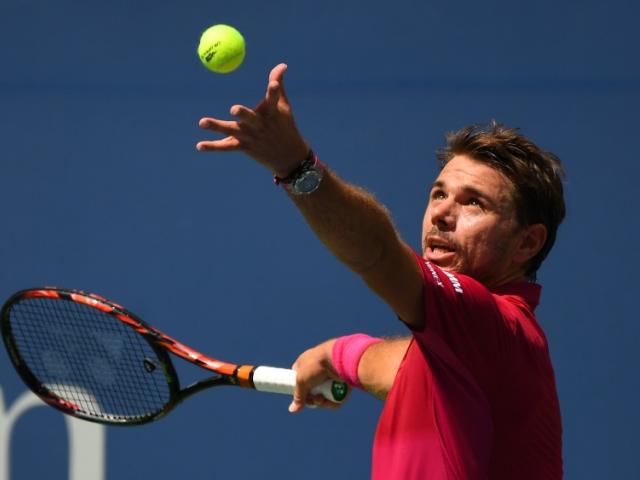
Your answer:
[197,63,564,480]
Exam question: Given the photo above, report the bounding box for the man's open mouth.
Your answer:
[427,237,456,254]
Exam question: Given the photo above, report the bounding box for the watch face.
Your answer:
[293,169,323,194]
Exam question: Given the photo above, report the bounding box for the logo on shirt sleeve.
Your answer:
[424,261,464,294]
[443,271,464,294]
[424,261,444,287]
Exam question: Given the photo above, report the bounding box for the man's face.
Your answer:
[422,154,524,287]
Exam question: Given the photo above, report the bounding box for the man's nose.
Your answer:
[430,199,457,231]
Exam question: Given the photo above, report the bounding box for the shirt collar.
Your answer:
[491,282,542,310]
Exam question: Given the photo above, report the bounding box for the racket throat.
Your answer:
[175,365,258,404]
[232,364,256,388]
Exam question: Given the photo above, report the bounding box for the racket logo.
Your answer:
[143,358,157,373]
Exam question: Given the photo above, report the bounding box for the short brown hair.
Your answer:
[436,121,566,278]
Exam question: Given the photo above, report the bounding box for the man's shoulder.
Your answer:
[492,284,548,347]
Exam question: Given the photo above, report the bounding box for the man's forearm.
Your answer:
[291,169,424,327]
[291,169,402,275]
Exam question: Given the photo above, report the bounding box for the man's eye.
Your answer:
[432,190,446,200]
[469,198,482,207]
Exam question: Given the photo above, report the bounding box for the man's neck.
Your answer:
[484,271,530,289]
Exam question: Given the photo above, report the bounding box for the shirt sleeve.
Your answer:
[408,253,514,395]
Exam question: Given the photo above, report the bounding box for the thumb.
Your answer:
[268,63,288,84]
[265,80,281,111]
[267,63,290,105]
[288,400,303,413]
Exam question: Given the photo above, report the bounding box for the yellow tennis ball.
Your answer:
[197,24,246,74]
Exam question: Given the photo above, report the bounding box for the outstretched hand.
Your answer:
[196,63,310,178]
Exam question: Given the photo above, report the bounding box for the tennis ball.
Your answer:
[197,24,246,74]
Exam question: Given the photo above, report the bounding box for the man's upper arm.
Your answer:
[360,241,425,330]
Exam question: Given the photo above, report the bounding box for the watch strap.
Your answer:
[273,150,317,186]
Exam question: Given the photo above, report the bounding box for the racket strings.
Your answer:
[8,297,172,422]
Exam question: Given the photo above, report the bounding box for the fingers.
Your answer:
[230,105,259,127]
[196,136,240,152]
[196,63,298,163]
[196,116,241,151]
[265,63,289,108]
[289,392,341,413]
[199,117,241,135]
[197,113,256,152]
[309,394,341,410]
[289,359,308,413]
[288,381,308,414]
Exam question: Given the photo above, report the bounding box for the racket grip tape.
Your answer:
[252,366,348,403]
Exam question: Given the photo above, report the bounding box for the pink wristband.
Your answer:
[331,334,383,389]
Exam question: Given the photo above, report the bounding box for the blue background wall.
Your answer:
[1,0,639,478]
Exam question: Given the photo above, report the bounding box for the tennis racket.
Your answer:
[1,287,348,426]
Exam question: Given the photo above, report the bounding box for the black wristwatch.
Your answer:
[273,150,325,195]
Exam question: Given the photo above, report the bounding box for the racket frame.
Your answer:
[1,287,285,425]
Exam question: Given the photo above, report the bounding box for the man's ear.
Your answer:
[513,223,547,265]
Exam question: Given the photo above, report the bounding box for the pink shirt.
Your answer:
[372,256,562,479]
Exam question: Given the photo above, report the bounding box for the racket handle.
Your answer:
[252,366,348,403]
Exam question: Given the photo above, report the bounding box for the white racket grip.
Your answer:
[252,366,348,403]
